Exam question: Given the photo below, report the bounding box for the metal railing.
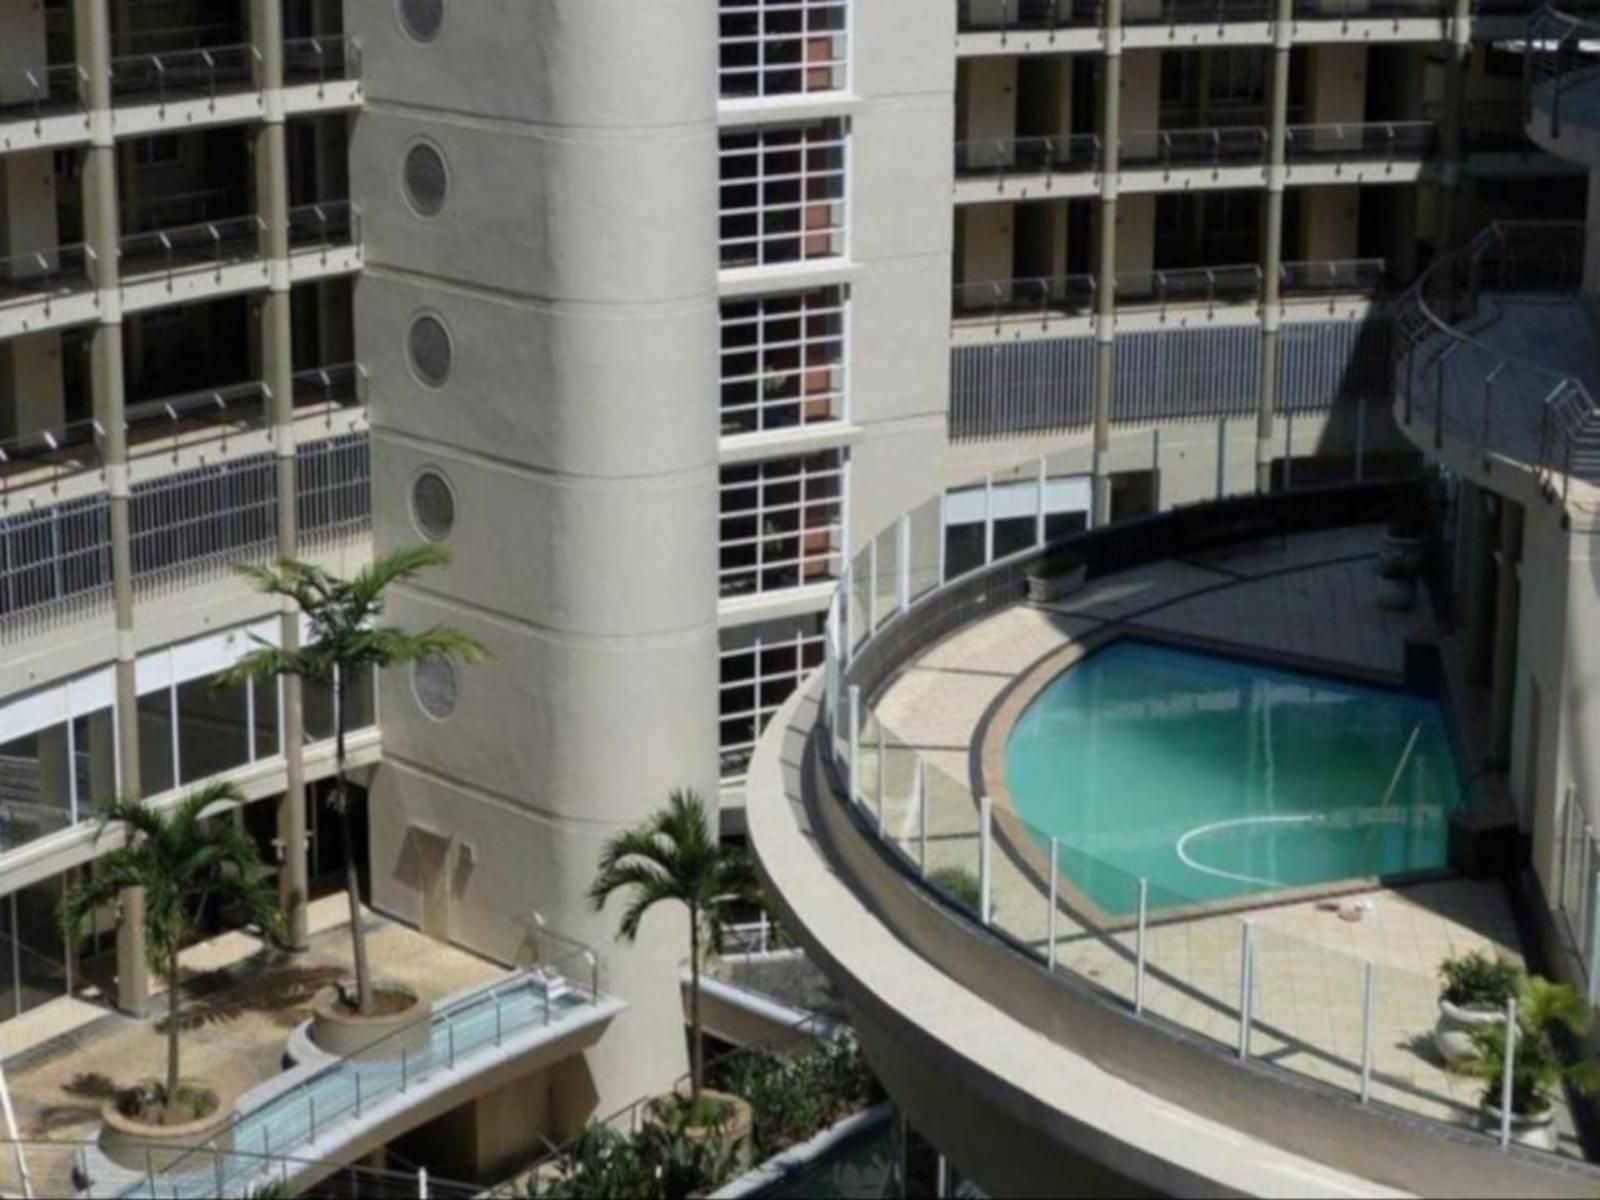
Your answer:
[1280,257,1389,295]
[0,64,87,124]
[1116,263,1262,304]
[139,965,604,1198]
[288,199,361,250]
[954,134,1101,176]
[283,34,364,87]
[952,274,1097,323]
[1555,787,1600,1008]
[1393,219,1600,508]
[1293,0,1448,16]
[293,361,368,409]
[1121,125,1269,168]
[1525,5,1600,138]
[956,0,1103,31]
[0,245,96,305]
[1285,120,1438,161]
[813,481,1596,1164]
[1122,0,1274,21]
[118,214,266,281]
[108,42,260,105]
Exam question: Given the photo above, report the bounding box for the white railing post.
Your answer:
[917,759,929,877]
[847,685,862,809]
[1238,923,1255,1060]
[876,722,886,835]
[1588,866,1600,1008]
[979,795,994,927]
[1135,879,1148,1016]
[1499,998,1518,1149]
[418,1166,430,1200]
[1360,962,1375,1104]
[1043,838,1056,972]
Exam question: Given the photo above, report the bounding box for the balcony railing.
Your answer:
[953,274,1097,324]
[1525,6,1600,138]
[1279,257,1388,295]
[955,134,1101,176]
[282,34,363,87]
[118,214,266,279]
[1395,220,1599,505]
[1118,263,1263,303]
[0,244,96,306]
[957,0,1103,31]
[1284,120,1437,161]
[288,199,360,250]
[109,43,260,104]
[0,64,87,124]
[1292,0,1447,16]
[1121,125,1269,168]
[1122,0,1273,22]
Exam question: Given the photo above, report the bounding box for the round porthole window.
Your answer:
[403,141,449,217]
[408,314,453,388]
[411,470,456,541]
[413,657,458,720]
[399,0,445,43]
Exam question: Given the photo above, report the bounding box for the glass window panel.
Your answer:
[14,877,67,1015]
[907,498,942,602]
[342,664,376,732]
[177,674,251,784]
[0,726,74,853]
[72,708,116,816]
[137,688,175,796]
[304,675,335,743]
[944,524,985,581]
[253,679,280,760]
[1045,510,1089,543]
[873,526,900,630]
[993,516,1037,560]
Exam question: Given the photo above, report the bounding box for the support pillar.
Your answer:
[1488,500,1523,767]
[1436,0,1472,258]
[75,0,148,1016]
[251,0,309,952]
[1092,0,1122,527]
[1256,0,1293,494]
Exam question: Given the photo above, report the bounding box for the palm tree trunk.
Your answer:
[335,670,373,1014]
[166,943,181,1106]
[689,903,703,1104]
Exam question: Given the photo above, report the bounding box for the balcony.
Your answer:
[0,65,89,153]
[0,245,99,339]
[1394,219,1600,511]
[1525,6,1600,166]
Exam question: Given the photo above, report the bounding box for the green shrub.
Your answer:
[1466,976,1600,1117]
[1438,951,1522,1011]
[929,866,982,913]
[712,1036,881,1162]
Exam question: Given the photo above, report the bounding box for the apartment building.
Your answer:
[0,0,1584,1143]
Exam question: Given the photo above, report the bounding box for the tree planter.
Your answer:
[1479,1103,1558,1152]
[1027,563,1087,604]
[310,983,431,1058]
[1434,998,1503,1067]
[649,1089,756,1172]
[1379,531,1425,577]
[99,1091,235,1175]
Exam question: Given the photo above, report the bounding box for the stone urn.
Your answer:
[1479,1103,1558,1153]
[1027,562,1087,604]
[1434,997,1502,1067]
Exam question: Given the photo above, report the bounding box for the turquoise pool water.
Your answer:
[1004,639,1465,913]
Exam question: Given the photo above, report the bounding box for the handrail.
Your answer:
[1279,257,1389,293]
[1525,5,1600,139]
[1116,262,1262,303]
[282,34,364,86]
[952,273,1097,323]
[108,42,258,105]
[0,63,88,122]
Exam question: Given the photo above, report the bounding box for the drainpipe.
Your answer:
[1256,0,1293,494]
[251,0,309,953]
[74,0,149,1017]
[1093,0,1122,526]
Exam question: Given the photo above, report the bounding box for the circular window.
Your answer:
[413,657,459,720]
[403,142,448,217]
[408,314,453,388]
[399,0,445,42]
[411,470,456,541]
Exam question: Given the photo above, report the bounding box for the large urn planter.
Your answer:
[1478,1103,1558,1152]
[98,1089,235,1174]
[1027,562,1088,604]
[1434,998,1503,1067]
[1378,531,1425,577]
[648,1089,756,1171]
[1376,568,1416,612]
[310,983,431,1059]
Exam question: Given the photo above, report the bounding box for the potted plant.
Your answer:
[222,547,488,1053]
[1026,547,1089,604]
[1375,555,1417,612]
[61,784,284,1173]
[1379,477,1431,578]
[929,866,983,914]
[589,790,757,1154]
[1434,951,1522,1067]
[1466,976,1600,1151]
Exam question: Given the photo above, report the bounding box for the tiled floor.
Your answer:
[862,527,1584,1158]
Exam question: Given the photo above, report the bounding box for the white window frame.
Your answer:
[718,0,850,99]
[719,451,846,597]
[719,121,849,269]
[719,624,827,780]
[719,288,848,436]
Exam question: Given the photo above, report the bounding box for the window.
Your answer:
[720,121,847,269]
[719,0,848,99]
[133,135,182,169]
[941,471,1092,581]
[719,621,826,779]
[720,452,846,597]
[720,289,846,436]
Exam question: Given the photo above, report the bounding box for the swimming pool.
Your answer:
[1004,639,1465,913]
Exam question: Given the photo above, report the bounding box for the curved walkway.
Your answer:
[865,526,1579,1154]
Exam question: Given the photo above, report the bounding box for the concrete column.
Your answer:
[1255,0,1293,494]
[1436,0,1472,258]
[1489,500,1524,766]
[1458,484,1498,687]
[251,0,310,953]
[1092,0,1122,526]
[75,0,147,1016]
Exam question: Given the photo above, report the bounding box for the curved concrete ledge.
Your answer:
[748,672,1600,1198]
[1528,71,1600,168]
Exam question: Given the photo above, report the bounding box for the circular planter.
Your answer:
[1479,1103,1558,1152]
[1379,531,1425,577]
[310,983,431,1059]
[1434,997,1503,1067]
[1376,571,1416,612]
[99,1090,235,1174]
[648,1088,756,1171]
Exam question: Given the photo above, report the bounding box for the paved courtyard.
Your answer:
[861,526,1584,1158]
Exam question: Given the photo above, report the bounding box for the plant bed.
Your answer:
[310,982,431,1058]
[99,1083,235,1174]
[647,1089,755,1171]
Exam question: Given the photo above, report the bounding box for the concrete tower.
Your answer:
[350,0,719,1110]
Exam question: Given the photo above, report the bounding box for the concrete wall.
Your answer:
[351,0,718,1114]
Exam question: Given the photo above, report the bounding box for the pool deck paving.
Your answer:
[864,526,1583,1158]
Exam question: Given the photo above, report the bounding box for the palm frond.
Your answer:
[216,644,321,690]
[350,545,453,610]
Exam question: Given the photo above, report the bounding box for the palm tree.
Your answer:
[220,546,488,1014]
[589,790,754,1105]
[61,784,283,1116]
